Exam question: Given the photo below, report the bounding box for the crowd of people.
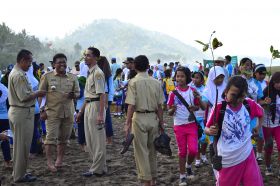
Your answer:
[0,48,280,186]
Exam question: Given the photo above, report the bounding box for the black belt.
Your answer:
[85,98,100,103]
[10,105,35,108]
[136,110,155,113]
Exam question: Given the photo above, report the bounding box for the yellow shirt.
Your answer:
[125,72,165,112]
[84,64,105,99]
[39,70,80,118]
[8,65,35,107]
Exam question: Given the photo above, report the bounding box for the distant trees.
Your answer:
[0,23,54,71]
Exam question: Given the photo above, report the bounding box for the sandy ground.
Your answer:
[1,112,280,185]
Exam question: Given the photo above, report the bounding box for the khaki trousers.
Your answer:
[84,101,107,174]
[8,107,34,182]
[132,112,159,181]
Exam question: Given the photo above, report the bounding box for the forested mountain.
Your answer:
[54,19,206,64]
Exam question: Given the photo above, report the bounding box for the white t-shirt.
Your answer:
[167,86,198,126]
[122,68,130,81]
[79,61,89,77]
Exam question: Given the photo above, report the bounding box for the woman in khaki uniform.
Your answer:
[125,55,165,186]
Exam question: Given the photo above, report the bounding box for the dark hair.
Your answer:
[164,69,171,78]
[126,57,134,63]
[148,69,153,75]
[174,66,192,84]
[87,47,100,58]
[192,71,204,83]
[39,63,44,67]
[225,55,232,61]
[17,49,32,63]
[134,55,149,72]
[114,68,123,80]
[53,53,67,63]
[239,57,253,68]
[97,56,112,80]
[164,63,167,67]
[222,76,248,99]
[263,72,280,123]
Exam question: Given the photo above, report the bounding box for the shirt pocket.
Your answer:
[64,80,74,93]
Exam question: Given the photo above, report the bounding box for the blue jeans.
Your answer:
[105,101,113,137]
[77,112,86,145]
[0,119,11,161]
[30,114,40,154]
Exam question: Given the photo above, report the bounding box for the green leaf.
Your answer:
[270,45,274,53]
[212,38,223,50]
[195,40,207,46]
[203,45,209,52]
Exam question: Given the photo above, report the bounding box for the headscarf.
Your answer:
[203,66,227,106]
[26,66,39,91]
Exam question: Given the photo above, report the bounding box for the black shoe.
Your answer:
[82,171,93,177]
[17,174,37,183]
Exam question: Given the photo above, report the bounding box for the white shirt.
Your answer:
[79,61,89,77]
[122,68,130,81]
[263,95,280,128]
[218,105,252,168]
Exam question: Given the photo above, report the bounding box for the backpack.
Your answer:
[216,100,251,140]
[163,78,175,94]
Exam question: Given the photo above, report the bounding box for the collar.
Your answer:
[14,64,26,76]
[88,64,98,74]
[54,69,68,77]
[135,71,147,78]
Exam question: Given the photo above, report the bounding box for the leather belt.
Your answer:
[10,105,35,108]
[136,110,155,113]
[85,98,100,103]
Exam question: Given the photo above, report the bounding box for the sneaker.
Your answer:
[186,167,194,179]
[201,157,209,165]
[179,177,187,186]
[256,156,263,162]
[194,160,201,168]
[265,167,273,176]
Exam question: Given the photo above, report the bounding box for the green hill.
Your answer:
[54,19,206,64]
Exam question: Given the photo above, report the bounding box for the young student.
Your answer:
[0,80,12,168]
[113,68,123,117]
[190,71,208,167]
[239,58,265,162]
[167,67,205,186]
[205,76,264,186]
[163,69,175,110]
[254,64,268,91]
[261,72,280,177]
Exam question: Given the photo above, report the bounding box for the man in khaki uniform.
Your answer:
[8,49,46,182]
[76,47,106,177]
[125,55,165,186]
[39,53,80,172]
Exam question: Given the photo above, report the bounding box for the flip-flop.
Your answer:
[47,165,57,172]
[120,133,134,154]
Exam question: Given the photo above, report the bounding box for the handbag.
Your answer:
[154,131,172,156]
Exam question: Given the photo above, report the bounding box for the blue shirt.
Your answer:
[105,76,115,102]
[111,63,121,78]
[226,63,233,77]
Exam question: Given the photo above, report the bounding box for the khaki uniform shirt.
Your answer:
[39,70,80,118]
[125,72,165,111]
[8,65,35,107]
[84,64,105,99]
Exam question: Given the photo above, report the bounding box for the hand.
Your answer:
[193,89,201,98]
[159,120,165,133]
[189,105,198,112]
[208,125,218,136]
[125,118,132,136]
[76,112,82,123]
[252,127,259,139]
[264,97,271,105]
[40,110,48,121]
[168,105,177,116]
[97,114,104,125]
[0,133,9,141]
[67,92,75,99]
[36,90,46,97]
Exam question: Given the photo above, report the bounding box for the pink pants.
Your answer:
[173,123,198,158]
[263,126,280,155]
[216,150,263,186]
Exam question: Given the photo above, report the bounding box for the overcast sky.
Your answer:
[1,0,280,59]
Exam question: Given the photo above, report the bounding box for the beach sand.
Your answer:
[0,113,279,185]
